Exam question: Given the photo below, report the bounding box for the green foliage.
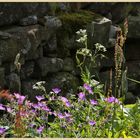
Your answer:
[75,29,106,78]
[0,79,139,138]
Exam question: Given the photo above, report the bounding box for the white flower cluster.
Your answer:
[80,48,92,56]
[76,29,87,43]
[33,81,46,92]
[95,43,107,52]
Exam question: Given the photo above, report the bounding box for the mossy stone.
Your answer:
[58,10,102,34]
[57,10,102,56]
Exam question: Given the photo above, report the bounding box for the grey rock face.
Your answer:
[124,92,136,104]
[84,3,115,16]
[109,25,118,39]
[45,72,79,96]
[0,3,50,26]
[125,42,140,61]
[7,73,21,92]
[0,38,20,62]
[21,79,42,101]
[128,15,140,38]
[19,15,38,26]
[37,57,64,77]
[43,35,57,57]
[0,56,2,66]
[87,17,111,47]
[63,57,75,72]
[86,3,134,24]
[0,24,53,62]
[110,3,134,23]
[126,61,140,78]
[0,31,12,40]
[0,67,6,89]
[108,38,116,48]
[21,61,35,79]
[43,16,62,29]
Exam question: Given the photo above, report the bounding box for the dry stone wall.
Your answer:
[0,3,140,103]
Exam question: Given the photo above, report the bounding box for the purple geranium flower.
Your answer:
[18,96,26,105]
[66,117,73,123]
[0,104,5,111]
[29,123,36,128]
[57,113,65,119]
[89,120,96,126]
[65,101,71,107]
[90,99,98,105]
[14,93,26,105]
[64,112,72,118]
[32,103,40,109]
[0,128,6,135]
[61,97,68,102]
[78,92,86,100]
[25,100,32,107]
[37,126,44,134]
[61,97,71,107]
[52,88,61,94]
[36,95,44,102]
[6,107,12,113]
[41,106,50,112]
[105,96,119,103]
[38,102,46,107]
[14,93,20,99]
[83,83,93,94]
[29,109,37,116]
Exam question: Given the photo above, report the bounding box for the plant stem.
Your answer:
[127,77,140,84]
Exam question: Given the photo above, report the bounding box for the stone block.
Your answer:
[37,57,64,77]
[87,17,111,48]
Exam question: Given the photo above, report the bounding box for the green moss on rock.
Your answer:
[58,10,102,34]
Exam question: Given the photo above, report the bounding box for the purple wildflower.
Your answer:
[89,120,96,126]
[64,112,71,118]
[83,83,93,94]
[0,104,5,111]
[66,117,73,123]
[0,128,6,135]
[18,96,26,105]
[29,109,37,116]
[32,103,40,109]
[6,107,12,113]
[25,100,32,107]
[20,111,27,117]
[90,99,98,105]
[29,123,36,128]
[52,88,61,94]
[38,102,46,107]
[78,92,86,100]
[65,101,71,107]
[14,93,26,105]
[14,93,20,99]
[36,95,44,102]
[61,97,68,103]
[41,106,50,112]
[57,113,65,119]
[37,126,44,134]
[61,97,71,107]
[105,96,119,103]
